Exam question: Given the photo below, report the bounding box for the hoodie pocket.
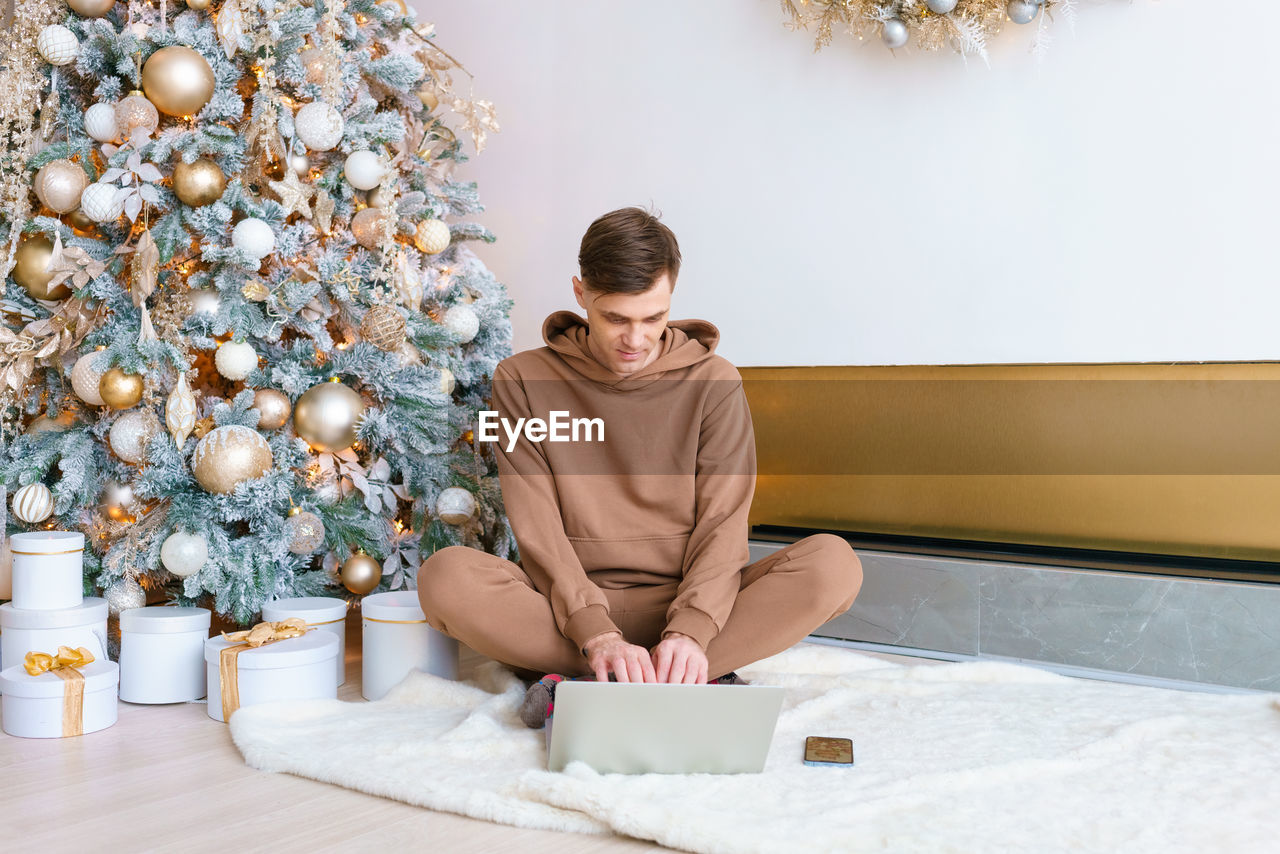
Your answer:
[566,534,689,576]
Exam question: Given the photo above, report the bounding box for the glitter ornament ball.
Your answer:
[142,46,216,117]
[294,380,365,452]
[160,531,208,578]
[39,159,89,214]
[172,158,226,207]
[71,351,111,405]
[436,487,477,525]
[343,150,385,191]
[442,304,480,343]
[37,25,79,66]
[340,552,381,595]
[191,425,274,494]
[104,576,146,614]
[1007,0,1040,25]
[359,305,407,351]
[80,182,125,222]
[83,103,119,142]
[109,409,159,464]
[351,208,390,250]
[253,388,291,430]
[882,18,909,49]
[67,0,117,16]
[13,235,66,301]
[231,218,275,261]
[115,91,160,139]
[11,483,55,524]
[413,219,450,254]
[285,510,325,555]
[295,102,345,151]
[215,340,258,381]
[925,0,958,13]
[99,367,144,409]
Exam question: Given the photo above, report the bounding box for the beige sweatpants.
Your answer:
[416,534,863,680]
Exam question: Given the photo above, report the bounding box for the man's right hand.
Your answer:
[582,631,656,683]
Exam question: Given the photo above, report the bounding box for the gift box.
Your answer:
[119,607,211,704]
[0,598,108,679]
[9,531,85,611]
[361,591,458,701]
[204,627,338,722]
[0,650,119,739]
[261,596,348,686]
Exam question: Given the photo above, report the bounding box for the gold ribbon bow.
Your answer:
[23,646,96,737]
[218,619,311,721]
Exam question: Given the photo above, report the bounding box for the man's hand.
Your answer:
[652,633,708,684]
[582,631,657,683]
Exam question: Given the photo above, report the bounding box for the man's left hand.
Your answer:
[652,633,708,684]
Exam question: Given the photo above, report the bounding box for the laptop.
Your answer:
[546,681,785,774]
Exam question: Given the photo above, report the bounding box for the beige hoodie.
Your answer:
[489,310,756,652]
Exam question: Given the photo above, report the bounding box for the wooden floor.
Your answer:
[0,616,929,853]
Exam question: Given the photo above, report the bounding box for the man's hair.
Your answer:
[577,206,682,295]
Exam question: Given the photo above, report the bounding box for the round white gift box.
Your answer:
[119,606,211,704]
[204,630,338,722]
[10,531,85,610]
[0,659,119,738]
[361,590,458,701]
[262,596,348,686]
[0,598,108,681]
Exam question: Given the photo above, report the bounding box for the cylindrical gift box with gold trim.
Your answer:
[0,659,118,739]
[0,598,108,676]
[119,607,211,704]
[203,631,338,722]
[262,596,348,686]
[10,531,85,610]
[361,591,458,701]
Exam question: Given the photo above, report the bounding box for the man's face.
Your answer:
[573,272,673,378]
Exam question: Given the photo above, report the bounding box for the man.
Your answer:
[417,207,862,714]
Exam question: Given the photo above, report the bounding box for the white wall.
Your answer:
[414,1,1280,366]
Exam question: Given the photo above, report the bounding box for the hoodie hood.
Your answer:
[541,310,720,387]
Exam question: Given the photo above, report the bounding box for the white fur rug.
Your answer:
[230,645,1280,853]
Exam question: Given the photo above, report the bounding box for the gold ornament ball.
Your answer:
[340,552,381,595]
[414,219,450,254]
[67,208,95,232]
[185,0,212,9]
[172,158,226,207]
[294,380,365,452]
[416,86,439,111]
[142,46,216,117]
[253,388,291,430]
[67,0,116,17]
[39,159,89,214]
[191,425,274,494]
[366,185,393,209]
[99,367,144,409]
[26,410,76,434]
[13,235,69,301]
[115,91,160,139]
[351,207,390,250]
[360,305,407,351]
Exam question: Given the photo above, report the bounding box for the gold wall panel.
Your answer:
[741,364,1280,562]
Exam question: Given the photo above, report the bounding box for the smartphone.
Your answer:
[804,736,854,767]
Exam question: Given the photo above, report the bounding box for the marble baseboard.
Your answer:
[749,539,1280,691]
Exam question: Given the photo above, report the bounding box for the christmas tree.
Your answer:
[0,0,515,624]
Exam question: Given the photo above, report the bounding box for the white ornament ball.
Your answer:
[882,18,909,49]
[413,219,450,254]
[438,366,455,396]
[104,576,146,614]
[436,487,477,525]
[38,25,79,66]
[80,182,125,223]
[215,340,258,381]
[442,304,480,343]
[71,351,111,405]
[231,218,275,261]
[12,483,55,524]
[160,531,208,578]
[294,102,345,152]
[109,409,158,464]
[289,152,310,177]
[84,103,119,143]
[1007,0,1040,25]
[926,0,958,12]
[284,510,325,555]
[343,150,385,191]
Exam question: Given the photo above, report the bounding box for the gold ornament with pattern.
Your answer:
[191,424,274,494]
[172,158,226,207]
[359,305,408,351]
